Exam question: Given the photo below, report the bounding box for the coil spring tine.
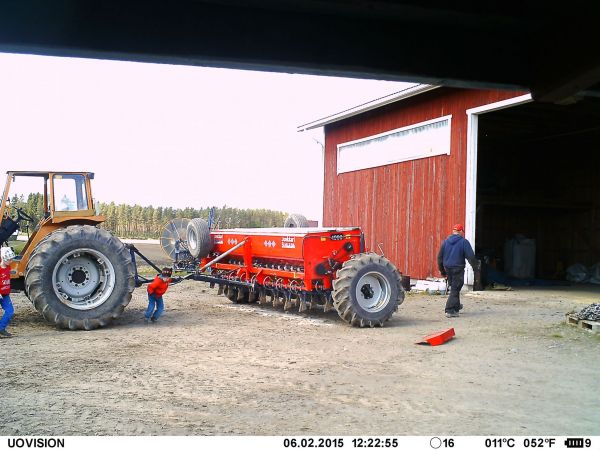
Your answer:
[323,291,334,313]
[298,292,308,313]
[284,290,293,311]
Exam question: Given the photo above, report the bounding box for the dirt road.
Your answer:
[127,242,172,271]
[1,280,599,436]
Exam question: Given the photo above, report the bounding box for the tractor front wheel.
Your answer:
[24,225,135,330]
[332,253,404,327]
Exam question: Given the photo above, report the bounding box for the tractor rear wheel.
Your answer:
[187,218,212,259]
[332,253,404,327]
[284,213,309,228]
[24,225,135,330]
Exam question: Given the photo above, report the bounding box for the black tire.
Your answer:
[225,286,249,303]
[225,286,238,302]
[186,218,212,259]
[332,253,404,327]
[24,225,135,330]
[284,213,309,228]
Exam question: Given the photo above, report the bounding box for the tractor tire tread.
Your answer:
[332,252,404,327]
[24,225,135,330]
[186,218,212,259]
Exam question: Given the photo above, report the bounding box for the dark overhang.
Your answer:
[1,1,598,104]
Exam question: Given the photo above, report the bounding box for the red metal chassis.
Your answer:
[199,227,364,293]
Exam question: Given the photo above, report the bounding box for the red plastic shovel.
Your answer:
[416,328,455,346]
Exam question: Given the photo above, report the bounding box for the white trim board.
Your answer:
[336,115,452,174]
[464,93,533,285]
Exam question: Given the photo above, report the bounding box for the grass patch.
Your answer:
[136,267,190,277]
[511,328,529,336]
[137,267,160,277]
[10,240,26,255]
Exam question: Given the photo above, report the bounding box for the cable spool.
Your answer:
[160,218,191,260]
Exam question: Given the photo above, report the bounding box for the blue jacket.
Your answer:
[437,234,477,271]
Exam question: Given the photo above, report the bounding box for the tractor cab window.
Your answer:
[0,174,48,244]
[53,174,88,212]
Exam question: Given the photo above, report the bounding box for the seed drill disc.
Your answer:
[160,218,191,260]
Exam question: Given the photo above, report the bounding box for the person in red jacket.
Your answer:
[1,247,16,337]
[145,267,173,323]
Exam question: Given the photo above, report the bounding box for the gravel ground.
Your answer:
[1,276,599,436]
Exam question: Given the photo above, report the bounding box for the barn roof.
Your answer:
[297,84,440,132]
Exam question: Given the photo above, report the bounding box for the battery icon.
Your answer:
[564,438,584,448]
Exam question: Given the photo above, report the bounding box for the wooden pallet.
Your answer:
[566,314,600,333]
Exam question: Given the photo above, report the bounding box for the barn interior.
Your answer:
[475,97,600,284]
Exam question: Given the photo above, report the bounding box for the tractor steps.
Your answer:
[565,314,600,333]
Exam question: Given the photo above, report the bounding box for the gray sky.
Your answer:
[0,52,412,222]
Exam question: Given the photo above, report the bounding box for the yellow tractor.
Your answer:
[0,171,135,330]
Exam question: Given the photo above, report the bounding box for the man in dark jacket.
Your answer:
[437,224,478,318]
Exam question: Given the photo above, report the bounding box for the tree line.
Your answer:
[7,193,288,239]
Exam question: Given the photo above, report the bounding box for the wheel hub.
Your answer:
[52,249,116,310]
[69,267,89,285]
[355,271,391,313]
[188,230,197,250]
[360,283,375,299]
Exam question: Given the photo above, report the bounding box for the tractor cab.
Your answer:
[0,171,104,277]
[0,171,134,331]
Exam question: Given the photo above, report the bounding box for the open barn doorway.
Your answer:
[468,95,600,288]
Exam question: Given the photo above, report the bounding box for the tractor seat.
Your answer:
[0,217,19,245]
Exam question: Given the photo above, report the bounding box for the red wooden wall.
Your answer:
[323,87,522,279]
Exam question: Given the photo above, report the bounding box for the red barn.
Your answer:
[299,85,600,285]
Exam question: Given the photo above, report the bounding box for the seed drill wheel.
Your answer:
[24,225,135,330]
[332,253,404,327]
[186,218,212,259]
[160,218,190,260]
[284,213,309,228]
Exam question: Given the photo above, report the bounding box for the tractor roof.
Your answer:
[6,171,94,178]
